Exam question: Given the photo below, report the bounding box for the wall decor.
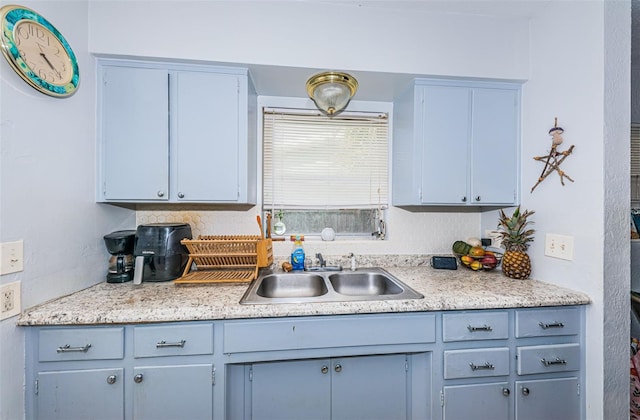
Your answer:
[531,118,575,193]
[0,5,80,97]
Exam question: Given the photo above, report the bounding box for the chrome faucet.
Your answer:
[316,253,326,267]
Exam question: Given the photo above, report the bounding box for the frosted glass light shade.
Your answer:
[306,72,358,116]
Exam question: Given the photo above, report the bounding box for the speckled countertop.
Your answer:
[17,256,591,326]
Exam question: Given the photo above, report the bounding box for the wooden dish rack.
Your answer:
[174,235,273,284]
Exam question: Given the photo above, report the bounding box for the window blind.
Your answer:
[263,108,389,209]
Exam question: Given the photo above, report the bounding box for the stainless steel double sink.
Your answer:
[240,267,424,304]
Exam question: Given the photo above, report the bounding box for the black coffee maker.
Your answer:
[103,230,136,283]
[133,223,192,284]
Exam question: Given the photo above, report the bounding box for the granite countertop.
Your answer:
[17,263,591,326]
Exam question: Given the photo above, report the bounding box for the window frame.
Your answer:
[257,96,393,239]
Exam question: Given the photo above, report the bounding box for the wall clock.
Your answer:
[0,4,79,98]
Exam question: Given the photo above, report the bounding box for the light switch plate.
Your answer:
[0,240,24,275]
[544,234,574,261]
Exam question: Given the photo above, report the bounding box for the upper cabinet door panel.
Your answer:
[471,88,519,204]
[102,66,169,201]
[175,71,240,202]
[420,85,470,204]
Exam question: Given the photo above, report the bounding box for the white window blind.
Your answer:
[632,124,640,202]
[263,108,389,209]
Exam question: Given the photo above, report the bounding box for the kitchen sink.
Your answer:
[240,267,423,304]
[328,272,404,296]
[256,273,328,298]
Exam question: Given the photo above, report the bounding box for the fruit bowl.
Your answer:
[454,251,503,271]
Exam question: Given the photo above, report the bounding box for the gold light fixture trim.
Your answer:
[306,71,358,116]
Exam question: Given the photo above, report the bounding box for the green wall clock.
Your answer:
[0,4,80,98]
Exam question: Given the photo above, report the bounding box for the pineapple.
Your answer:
[497,206,535,279]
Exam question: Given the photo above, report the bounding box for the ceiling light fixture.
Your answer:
[306,71,358,116]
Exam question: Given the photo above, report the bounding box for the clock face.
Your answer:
[0,5,79,97]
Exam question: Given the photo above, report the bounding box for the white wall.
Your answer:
[0,2,136,418]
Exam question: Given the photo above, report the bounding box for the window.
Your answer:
[262,107,389,237]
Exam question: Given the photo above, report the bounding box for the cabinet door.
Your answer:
[470,88,518,205]
[443,382,510,420]
[515,377,579,420]
[101,66,169,201]
[331,354,408,420]
[132,364,213,420]
[250,358,331,420]
[420,85,470,204]
[175,71,240,202]
[37,368,124,420]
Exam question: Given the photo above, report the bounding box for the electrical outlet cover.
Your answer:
[1,281,21,320]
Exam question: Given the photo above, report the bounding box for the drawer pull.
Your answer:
[538,321,564,329]
[134,374,144,383]
[502,387,510,397]
[469,362,495,371]
[56,344,92,353]
[522,387,530,396]
[541,357,567,366]
[106,375,117,385]
[156,340,186,348]
[467,324,493,332]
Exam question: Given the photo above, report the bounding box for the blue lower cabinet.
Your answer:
[132,364,214,420]
[443,382,510,420]
[37,368,124,420]
[515,377,580,420]
[248,354,409,420]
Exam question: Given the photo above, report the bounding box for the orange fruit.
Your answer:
[469,246,486,257]
[461,255,474,266]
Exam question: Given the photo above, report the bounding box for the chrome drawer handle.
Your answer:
[57,344,92,353]
[469,362,495,371]
[539,321,564,329]
[467,324,493,332]
[156,340,186,348]
[541,357,567,366]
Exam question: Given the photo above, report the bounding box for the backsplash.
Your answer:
[136,207,480,256]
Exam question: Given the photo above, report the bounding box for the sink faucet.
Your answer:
[349,253,357,271]
[316,253,326,267]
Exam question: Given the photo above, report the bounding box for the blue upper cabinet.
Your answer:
[97,59,257,204]
[392,79,521,207]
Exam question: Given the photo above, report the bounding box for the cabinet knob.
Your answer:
[475,196,481,202]
[106,375,117,385]
[157,191,165,197]
[334,364,342,373]
[521,387,530,396]
[177,192,185,199]
[134,374,144,383]
[461,196,467,202]
[502,387,510,397]
[321,365,329,374]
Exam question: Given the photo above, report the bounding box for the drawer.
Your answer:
[444,347,510,379]
[133,323,213,358]
[517,343,580,375]
[38,327,124,362]
[223,313,435,354]
[442,311,509,342]
[515,307,579,338]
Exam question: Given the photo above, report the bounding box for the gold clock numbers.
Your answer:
[14,20,73,86]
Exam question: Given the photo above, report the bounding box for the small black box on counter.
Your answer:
[431,256,457,270]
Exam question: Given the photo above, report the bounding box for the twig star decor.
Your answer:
[531,118,575,193]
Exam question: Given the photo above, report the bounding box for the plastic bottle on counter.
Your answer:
[290,235,305,271]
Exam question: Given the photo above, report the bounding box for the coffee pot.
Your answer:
[103,230,136,283]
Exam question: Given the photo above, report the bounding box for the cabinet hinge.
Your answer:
[212,366,216,386]
[34,379,38,396]
[440,390,444,407]
[577,382,580,396]
[405,360,409,372]
[249,366,253,382]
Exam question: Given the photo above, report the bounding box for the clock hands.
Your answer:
[40,52,62,79]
